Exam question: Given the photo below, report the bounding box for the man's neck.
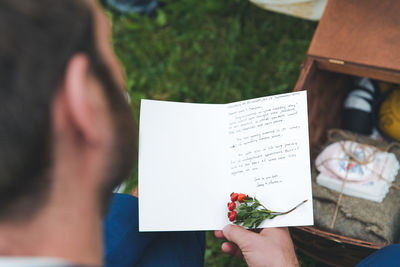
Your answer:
[0,187,103,266]
[0,88,114,265]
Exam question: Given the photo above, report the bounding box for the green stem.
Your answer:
[270,200,308,216]
[259,203,269,211]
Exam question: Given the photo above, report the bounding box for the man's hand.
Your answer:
[214,225,299,267]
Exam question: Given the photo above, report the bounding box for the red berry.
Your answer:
[228,201,236,211]
[230,192,239,201]
[237,193,247,203]
[229,211,237,222]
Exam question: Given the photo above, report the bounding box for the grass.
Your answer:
[108,0,323,265]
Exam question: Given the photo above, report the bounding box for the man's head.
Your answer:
[0,0,136,222]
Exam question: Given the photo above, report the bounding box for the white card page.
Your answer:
[139,91,313,231]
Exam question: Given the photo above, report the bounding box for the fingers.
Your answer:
[222,224,258,247]
[130,186,138,197]
[221,242,243,258]
[214,230,225,239]
[219,226,299,267]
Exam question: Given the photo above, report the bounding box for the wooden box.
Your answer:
[290,0,400,266]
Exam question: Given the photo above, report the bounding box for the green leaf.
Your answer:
[242,220,252,228]
[254,219,263,228]
[236,211,247,220]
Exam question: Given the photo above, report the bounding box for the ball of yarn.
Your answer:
[378,89,400,141]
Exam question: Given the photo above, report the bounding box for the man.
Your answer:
[0,0,396,266]
[0,0,203,265]
[0,0,299,265]
[0,0,137,265]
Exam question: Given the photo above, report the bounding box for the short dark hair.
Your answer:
[0,0,119,221]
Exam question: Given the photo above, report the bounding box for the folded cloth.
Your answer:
[317,173,389,202]
[312,129,400,244]
[315,140,399,202]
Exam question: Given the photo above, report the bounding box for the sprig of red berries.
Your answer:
[227,192,308,229]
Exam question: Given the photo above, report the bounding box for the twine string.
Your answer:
[330,169,348,229]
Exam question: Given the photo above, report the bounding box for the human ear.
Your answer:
[61,53,106,145]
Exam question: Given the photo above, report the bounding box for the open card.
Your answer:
[139,91,313,231]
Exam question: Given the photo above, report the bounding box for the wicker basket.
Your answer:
[289,59,391,266]
[290,227,384,266]
[287,0,400,264]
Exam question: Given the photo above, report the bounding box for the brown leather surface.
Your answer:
[309,0,400,71]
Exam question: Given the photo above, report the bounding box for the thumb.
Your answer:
[223,224,259,247]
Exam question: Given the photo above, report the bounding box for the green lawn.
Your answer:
[109,0,323,265]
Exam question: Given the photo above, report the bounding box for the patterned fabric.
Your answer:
[315,141,399,202]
